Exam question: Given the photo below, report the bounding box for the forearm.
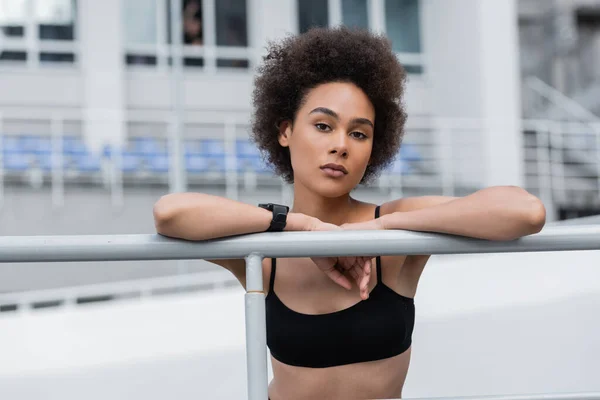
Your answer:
[380,186,546,241]
[153,193,309,240]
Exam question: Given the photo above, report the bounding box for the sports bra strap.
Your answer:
[374,205,382,283]
[270,257,277,291]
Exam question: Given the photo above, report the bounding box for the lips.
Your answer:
[320,163,348,178]
[321,163,348,175]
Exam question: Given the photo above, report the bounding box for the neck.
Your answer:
[290,181,357,225]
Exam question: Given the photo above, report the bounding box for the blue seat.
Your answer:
[388,158,412,175]
[38,153,55,171]
[63,136,87,155]
[205,154,226,172]
[253,157,272,174]
[3,153,29,171]
[184,139,203,156]
[236,154,271,174]
[37,153,69,171]
[186,155,209,173]
[236,153,255,171]
[149,154,170,173]
[100,148,140,172]
[2,136,22,153]
[131,137,167,156]
[201,139,226,156]
[120,152,140,172]
[236,139,260,157]
[76,154,102,172]
[18,136,52,154]
[399,143,421,162]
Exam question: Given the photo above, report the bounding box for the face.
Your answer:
[278,81,375,198]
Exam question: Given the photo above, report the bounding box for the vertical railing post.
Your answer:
[244,253,268,400]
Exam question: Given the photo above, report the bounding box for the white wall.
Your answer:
[423,0,523,187]
[78,0,125,151]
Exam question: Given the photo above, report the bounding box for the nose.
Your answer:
[328,131,349,158]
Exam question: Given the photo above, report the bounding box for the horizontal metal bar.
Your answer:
[0,225,599,263]
[407,392,600,400]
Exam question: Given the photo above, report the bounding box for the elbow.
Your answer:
[153,195,177,235]
[516,188,546,235]
[527,197,547,234]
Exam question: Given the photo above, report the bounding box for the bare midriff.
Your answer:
[268,348,411,400]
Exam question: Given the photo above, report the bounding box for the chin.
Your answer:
[309,178,358,198]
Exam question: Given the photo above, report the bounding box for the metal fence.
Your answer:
[1,225,600,399]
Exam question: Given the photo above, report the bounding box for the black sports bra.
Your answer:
[265,206,415,368]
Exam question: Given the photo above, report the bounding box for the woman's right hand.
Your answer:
[306,217,372,300]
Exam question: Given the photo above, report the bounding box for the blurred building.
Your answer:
[0,0,523,196]
[1,3,600,399]
[0,0,598,283]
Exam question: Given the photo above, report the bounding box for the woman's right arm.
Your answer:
[152,192,313,286]
[153,192,311,240]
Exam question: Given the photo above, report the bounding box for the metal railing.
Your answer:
[0,111,483,207]
[3,111,600,214]
[1,225,600,399]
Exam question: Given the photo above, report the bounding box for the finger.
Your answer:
[360,258,372,299]
[349,257,369,300]
[350,258,369,300]
[348,264,362,288]
[325,265,352,290]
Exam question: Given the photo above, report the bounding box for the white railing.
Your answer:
[522,119,600,207]
[0,269,237,312]
[523,76,599,122]
[0,225,599,399]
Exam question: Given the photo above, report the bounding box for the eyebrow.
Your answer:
[309,107,374,129]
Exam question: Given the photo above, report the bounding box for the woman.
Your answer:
[153,27,546,400]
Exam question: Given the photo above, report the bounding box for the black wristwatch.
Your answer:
[258,203,289,232]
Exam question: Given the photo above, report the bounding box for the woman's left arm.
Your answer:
[375,186,546,241]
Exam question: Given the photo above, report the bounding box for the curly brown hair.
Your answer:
[251,26,407,184]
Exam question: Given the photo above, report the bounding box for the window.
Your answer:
[0,0,77,65]
[125,0,250,71]
[123,0,159,66]
[0,0,27,62]
[385,0,422,73]
[215,0,248,68]
[295,0,424,74]
[342,0,368,30]
[385,0,421,53]
[298,0,328,34]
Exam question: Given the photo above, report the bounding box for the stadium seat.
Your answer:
[201,139,226,156]
[205,154,226,172]
[130,137,167,156]
[389,158,412,175]
[120,152,140,172]
[399,143,421,162]
[1,136,22,153]
[236,139,260,157]
[38,153,59,171]
[149,154,170,173]
[62,136,87,155]
[19,136,52,154]
[186,155,208,173]
[184,139,203,156]
[3,153,30,171]
[76,154,102,172]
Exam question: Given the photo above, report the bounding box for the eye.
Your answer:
[315,123,331,131]
[350,131,368,140]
